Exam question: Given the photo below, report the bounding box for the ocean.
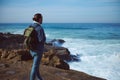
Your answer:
[0,23,120,80]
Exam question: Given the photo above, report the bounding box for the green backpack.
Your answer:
[23,26,39,50]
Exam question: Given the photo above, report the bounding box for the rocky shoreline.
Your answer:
[0,32,106,80]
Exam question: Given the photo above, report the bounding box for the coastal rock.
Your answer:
[0,33,79,70]
[0,63,9,68]
[6,70,16,75]
[42,49,69,70]
[44,43,72,61]
[0,50,10,59]
[0,60,106,80]
[0,32,106,80]
[0,33,24,49]
[0,33,71,70]
[46,39,65,47]
[0,48,70,70]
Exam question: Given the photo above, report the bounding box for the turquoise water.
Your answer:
[0,23,120,80]
[0,23,120,40]
[43,23,120,40]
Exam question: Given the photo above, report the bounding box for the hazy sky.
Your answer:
[0,0,120,23]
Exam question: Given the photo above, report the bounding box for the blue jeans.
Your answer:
[30,46,44,80]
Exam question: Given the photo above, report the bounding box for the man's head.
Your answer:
[33,13,43,24]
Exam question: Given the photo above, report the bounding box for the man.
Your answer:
[29,13,46,80]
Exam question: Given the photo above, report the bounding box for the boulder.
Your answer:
[46,39,65,47]
[42,49,70,70]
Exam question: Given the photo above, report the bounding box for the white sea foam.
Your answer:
[13,29,24,34]
[63,38,120,80]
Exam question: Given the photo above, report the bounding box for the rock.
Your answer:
[46,39,65,47]
[44,44,72,61]
[6,70,16,75]
[55,59,70,70]
[42,49,70,70]
[52,39,65,47]
[0,33,106,80]
[0,33,6,42]
[7,51,17,60]
[0,33,80,70]
[55,47,71,61]
[0,60,106,80]
[0,47,70,70]
[1,50,10,59]
[16,49,32,61]
[0,32,24,49]
[0,63,9,68]
[0,49,32,62]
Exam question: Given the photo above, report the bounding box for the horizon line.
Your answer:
[0,22,120,24]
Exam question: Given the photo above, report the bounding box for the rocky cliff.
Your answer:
[0,33,106,80]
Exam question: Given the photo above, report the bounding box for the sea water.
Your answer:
[0,23,120,80]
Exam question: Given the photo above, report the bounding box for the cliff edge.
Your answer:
[0,33,106,80]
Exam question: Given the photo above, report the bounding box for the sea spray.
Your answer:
[63,38,120,80]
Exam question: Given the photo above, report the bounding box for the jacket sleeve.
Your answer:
[37,27,46,43]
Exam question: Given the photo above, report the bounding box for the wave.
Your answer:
[63,38,120,80]
[68,51,120,80]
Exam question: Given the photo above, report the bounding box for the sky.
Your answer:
[0,0,120,23]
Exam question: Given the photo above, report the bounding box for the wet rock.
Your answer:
[46,39,65,47]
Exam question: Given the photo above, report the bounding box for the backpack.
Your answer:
[23,26,39,50]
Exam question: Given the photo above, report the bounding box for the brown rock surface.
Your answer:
[0,33,70,70]
[0,60,106,80]
[0,33,106,80]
